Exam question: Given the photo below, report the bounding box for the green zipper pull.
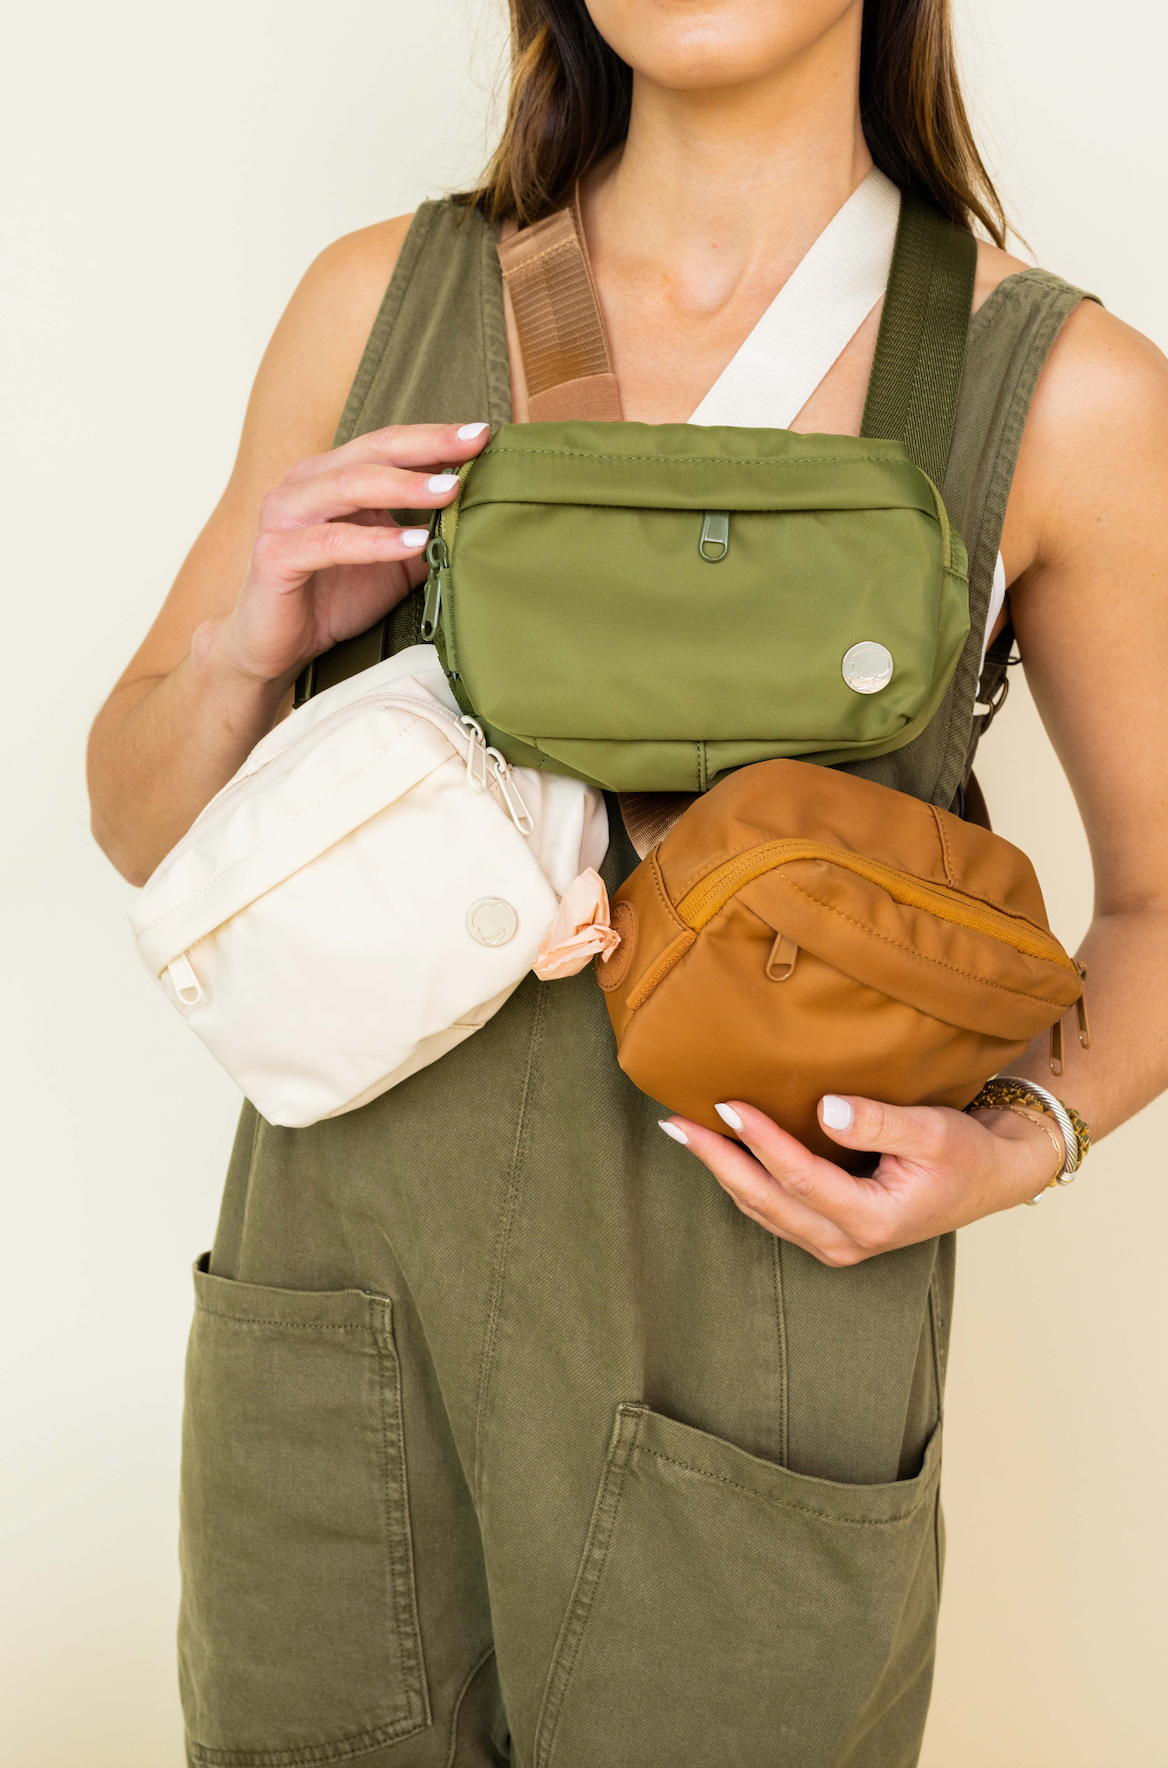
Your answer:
[699,512,730,562]
[421,530,449,641]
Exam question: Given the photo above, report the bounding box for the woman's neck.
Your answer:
[578,13,873,422]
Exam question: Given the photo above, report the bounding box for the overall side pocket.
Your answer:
[179,1256,430,1767]
[534,1404,942,1768]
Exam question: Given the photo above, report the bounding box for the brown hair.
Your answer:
[461,0,1006,246]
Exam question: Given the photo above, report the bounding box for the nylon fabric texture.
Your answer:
[597,758,1083,1155]
[180,199,1092,1768]
[428,420,970,792]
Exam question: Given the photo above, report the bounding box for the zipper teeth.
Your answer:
[163,690,471,871]
[676,839,1075,968]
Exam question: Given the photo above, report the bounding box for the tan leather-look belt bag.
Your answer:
[597,759,1086,1160]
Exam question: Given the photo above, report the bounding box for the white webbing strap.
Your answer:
[688,168,901,429]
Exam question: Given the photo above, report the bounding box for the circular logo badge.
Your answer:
[841,641,894,694]
[466,897,518,947]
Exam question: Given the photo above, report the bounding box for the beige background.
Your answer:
[3,2,1165,1762]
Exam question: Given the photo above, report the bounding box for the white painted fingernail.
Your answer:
[428,473,460,493]
[822,1095,853,1130]
[456,422,488,439]
[658,1120,689,1146]
[714,1103,743,1132]
[400,528,430,547]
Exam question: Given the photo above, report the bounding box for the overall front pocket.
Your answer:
[534,1404,941,1768]
[179,1258,430,1766]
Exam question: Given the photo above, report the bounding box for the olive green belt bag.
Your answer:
[422,419,969,794]
[301,195,980,802]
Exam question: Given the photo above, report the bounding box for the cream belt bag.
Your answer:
[129,645,608,1126]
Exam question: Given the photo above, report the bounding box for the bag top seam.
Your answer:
[136,712,436,940]
[479,446,927,471]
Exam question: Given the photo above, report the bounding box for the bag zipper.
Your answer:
[674,838,1078,969]
[421,527,449,641]
[159,687,532,877]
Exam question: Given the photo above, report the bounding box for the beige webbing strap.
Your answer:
[497,193,623,423]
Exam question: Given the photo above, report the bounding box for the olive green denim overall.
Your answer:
[178,202,1090,1768]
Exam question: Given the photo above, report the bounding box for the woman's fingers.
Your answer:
[663,1112,864,1261]
[261,460,467,532]
[720,1100,890,1226]
[282,420,491,485]
[814,1093,950,1163]
[250,519,434,585]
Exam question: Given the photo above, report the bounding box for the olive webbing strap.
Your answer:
[860,194,978,487]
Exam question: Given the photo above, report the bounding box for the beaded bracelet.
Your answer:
[965,1076,1091,1204]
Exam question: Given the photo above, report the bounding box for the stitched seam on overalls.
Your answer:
[928,1281,944,1412]
[472,980,548,1506]
[186,1711,427,1767]
[636,1446,935,1527]
[445,1647,498,1768]
[372,1308,431,1731]
[937,279,1091,807]
[534,1407,642,1768]
[772,1238,790,1467]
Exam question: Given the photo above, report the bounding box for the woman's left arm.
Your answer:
[667,301,1168,1263]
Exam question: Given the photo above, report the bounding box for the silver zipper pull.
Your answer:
[459,716,490,792]
[699,511,730,562]
[487,747,535,835]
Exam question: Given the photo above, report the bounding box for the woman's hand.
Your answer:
[661,1095,1064,1265]
[206,420,491,688]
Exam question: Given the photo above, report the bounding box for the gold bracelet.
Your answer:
[966,1077,1090,1174]
[966,1076,1091,1206]
[1005,1104,1065,1201]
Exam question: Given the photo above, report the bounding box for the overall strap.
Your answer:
[860,195,978,486]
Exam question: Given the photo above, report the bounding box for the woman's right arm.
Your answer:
[87,216,490,885]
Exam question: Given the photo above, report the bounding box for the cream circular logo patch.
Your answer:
[466,897,518,947]
[841,641,894,694]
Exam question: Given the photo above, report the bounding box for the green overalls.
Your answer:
[177,201,1089,1768]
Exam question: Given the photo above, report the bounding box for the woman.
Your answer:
[88,1,1168,1764]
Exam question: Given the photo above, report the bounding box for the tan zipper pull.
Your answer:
[1076,966,1091,1049]
[766,931,799,982]
[1049,1014,1064,1076]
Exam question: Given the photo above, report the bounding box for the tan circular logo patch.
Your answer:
[466,898,518,947]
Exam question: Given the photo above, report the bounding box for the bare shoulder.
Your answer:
[1004,285,1168,585]
[972,237,1031,312]
[1027,298,1168,447]
[973,231,1168,446]
[243,214,415,467]
[1020,301,1168,519]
